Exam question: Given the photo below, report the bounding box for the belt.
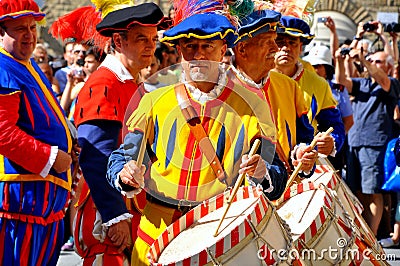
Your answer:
[146,194,200,214]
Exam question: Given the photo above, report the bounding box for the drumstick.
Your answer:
[214,139,261,237]
[284,127,334,191]
[126,116,149,189]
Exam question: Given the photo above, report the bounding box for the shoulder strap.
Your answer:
[174,84,226,182]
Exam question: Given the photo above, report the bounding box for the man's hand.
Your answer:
[239,154,266,179]
[53,150,72,173]
[71,141,81,164]
[107,219,132,253]
[119,160,146,188]
[315,132,335,156]
[292,145,318,172]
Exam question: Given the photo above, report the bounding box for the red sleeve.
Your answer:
[0,93,51,174]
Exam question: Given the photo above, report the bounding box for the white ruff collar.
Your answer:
[291,61,304,80]
[229,62,269,89]
[181,65,228,104]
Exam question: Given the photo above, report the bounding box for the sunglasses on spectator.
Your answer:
[74,50,86,56]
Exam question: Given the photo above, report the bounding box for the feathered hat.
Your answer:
[0,0,45,26]
[161,0,254,48]
[49,6,107,46]
[236,1,282,43]
[94,1,170,37]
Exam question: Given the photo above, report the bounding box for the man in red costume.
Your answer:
[73,2,168,265]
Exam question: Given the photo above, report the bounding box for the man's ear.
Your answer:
[0,26,5,37]
[234,42,246,58]
[112,33,122,51]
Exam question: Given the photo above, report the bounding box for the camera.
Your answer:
[384,22,400,33]
[363,22,377,32]
[317,17,327,23]
[76,58,85,67]
[340,47,352,56]
[72,68,84,78]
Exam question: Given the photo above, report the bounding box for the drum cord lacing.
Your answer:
[321,184,358,264]
[206,248,222,266]
[245,217,280,266]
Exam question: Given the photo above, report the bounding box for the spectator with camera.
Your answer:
[350,21,394,64]
[54,40,77,95]
[303,17,354,177]
[54,42,89,99]
[335,44,400,237]
[60,45,106,120]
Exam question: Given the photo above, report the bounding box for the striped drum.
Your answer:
[148,186,293,265]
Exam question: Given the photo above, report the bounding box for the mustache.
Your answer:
[189,62,210,69]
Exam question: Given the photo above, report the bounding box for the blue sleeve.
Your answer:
[296,114,314,144]
[338,89,353,118]
[262,152,288,200]
[259,138,288,200]
[77,120,129,223]
[107,130,150,192]
[316,108,345,152]
[54,68,67,93]
[395,137,400,166]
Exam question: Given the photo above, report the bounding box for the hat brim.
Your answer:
[237,10,281,43]
[279,28,314,45]
[303,56,333,66]
[161,13,238,48]
[0,11,45,23]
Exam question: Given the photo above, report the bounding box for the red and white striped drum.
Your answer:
[277,185,389,265]
[148,186,293,265]
[311,156,364,217]
[306,156,385,258]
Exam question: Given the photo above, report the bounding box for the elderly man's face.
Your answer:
[1,16,37,61]
[366,51,391,74]
[274,35,302,68]
[177,38,226,82]
[240,31,278,76]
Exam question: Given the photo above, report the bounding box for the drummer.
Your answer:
[274,16,345,157]
[106,3,288,265]
[229,4,318,176]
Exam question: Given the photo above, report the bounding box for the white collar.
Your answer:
[230,56,268,89]
[181,65,228,104]
[291,61,304,80]
[100,54,134,82]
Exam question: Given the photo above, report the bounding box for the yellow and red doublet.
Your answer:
[107,78,288,265]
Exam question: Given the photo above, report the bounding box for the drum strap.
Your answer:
[174,84,226,182]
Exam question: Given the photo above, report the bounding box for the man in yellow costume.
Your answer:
[274,16,345,157]
[107,2,288,264]
[229,5,317,175]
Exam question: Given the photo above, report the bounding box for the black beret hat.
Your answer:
[96,2,169,37]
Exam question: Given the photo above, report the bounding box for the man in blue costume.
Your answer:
[0,0,73,264]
